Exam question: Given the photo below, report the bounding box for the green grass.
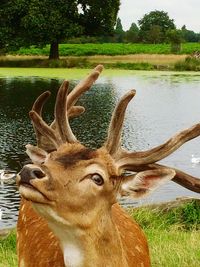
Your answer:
[12,43,200,57]
[130,199,200,267]
[0,57,157,70]
[1,200,200,267]
[0,231,17,267]
[175,56,200,71]
[146,229,200,267]
[2,42,199,70]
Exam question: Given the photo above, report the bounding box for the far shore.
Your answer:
[0,54,189,71]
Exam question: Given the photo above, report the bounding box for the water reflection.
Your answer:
[0,72,200,229]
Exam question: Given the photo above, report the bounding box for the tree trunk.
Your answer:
[49,42,59,59]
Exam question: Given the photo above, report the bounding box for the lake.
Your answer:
[0,68,200,230]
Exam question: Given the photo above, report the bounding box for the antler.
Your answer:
[105,90,200,194]
[30,65,103,151]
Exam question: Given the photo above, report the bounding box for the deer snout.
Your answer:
[18,165,46,185]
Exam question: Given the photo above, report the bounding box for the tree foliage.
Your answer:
[138,10,175,43]
[0,0,120,58]
[114,17,124,42]
[181,25,200,42]
[166,29,183,53]
[78,0,120,36]
[125,23,139,43]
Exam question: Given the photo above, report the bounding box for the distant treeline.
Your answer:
[67,16,200,44]
[66,11,200,45]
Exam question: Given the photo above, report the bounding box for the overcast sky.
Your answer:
[118,0,200,32]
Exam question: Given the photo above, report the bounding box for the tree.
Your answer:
[181,25,200,42]
[125,23,139,43]
[166,29,183,53]
[0,0,26,53]
[0,0,120,58]
[138,10,175,43]
[147,25,162,43]
[23,0,82,59]
[114,17,125,42]
[0,0,81,58]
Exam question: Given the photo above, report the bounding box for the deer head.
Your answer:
[16,66,200,267]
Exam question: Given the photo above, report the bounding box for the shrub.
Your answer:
[174,56,200,71]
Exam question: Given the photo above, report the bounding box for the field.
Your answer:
[12,43,200,56]
[1,42,199,70]
[1,200,200,267]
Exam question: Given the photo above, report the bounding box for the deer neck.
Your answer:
[47,210,128,267]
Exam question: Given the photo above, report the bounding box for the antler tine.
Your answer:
[31,91,51,147]
[116,123,200,169]
[54,80,77,143]
[105,90,136,155]
[50,65,103,129]
[67,64,104,109]
[32,91,51,115]
[172,167,200,193]
[68,106,85,119]
[29,111,62,149]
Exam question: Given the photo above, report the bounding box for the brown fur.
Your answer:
[17,200,150,267]
[17,144,150,267]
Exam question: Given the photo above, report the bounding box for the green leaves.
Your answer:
[0,0,120,58]
[138,10,176,43]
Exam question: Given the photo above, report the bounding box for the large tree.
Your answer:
[0,0,120,59]
[138,10,175,43]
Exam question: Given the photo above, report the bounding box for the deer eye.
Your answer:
[91,173,104,186]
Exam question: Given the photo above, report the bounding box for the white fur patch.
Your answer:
[63,243,83,267]
[33,204,84,267]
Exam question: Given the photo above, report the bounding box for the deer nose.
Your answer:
[19,165,46,184]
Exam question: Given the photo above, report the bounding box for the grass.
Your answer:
[175,56,200,71]
[0,54,187,70]
[0,200,200,266]
[11,43,200,56]
[0,231,17,267]
[130,199,200,267]
[1,43,199,70]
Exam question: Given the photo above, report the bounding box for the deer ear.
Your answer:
[26,144,48,164]
[119,169,176,198]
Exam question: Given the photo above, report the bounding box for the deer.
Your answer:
[16,65,200,267]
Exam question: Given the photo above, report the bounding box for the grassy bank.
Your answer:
[11,43,200,56]
[0,232,17,267]
[130,199,200,267]
[1,200,200,267]
[1,54,200,71]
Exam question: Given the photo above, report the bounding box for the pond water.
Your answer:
[0,68,200,230]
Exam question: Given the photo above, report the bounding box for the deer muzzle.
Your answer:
[17,165,45,186]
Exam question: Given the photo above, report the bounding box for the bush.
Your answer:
[131,199,200,230]
[174,56,200,71]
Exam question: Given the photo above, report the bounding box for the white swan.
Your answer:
[191,154,200,164]
[0,170,16,185]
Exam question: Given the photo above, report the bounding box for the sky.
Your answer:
[118,0,200,33]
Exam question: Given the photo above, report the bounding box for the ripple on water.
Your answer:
[0,180,20,229]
